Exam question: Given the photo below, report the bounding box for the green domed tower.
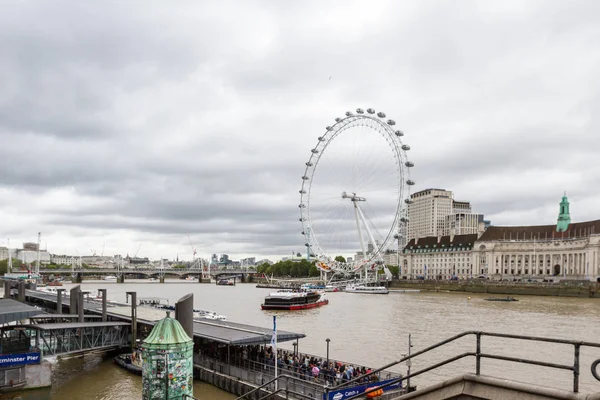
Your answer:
[141,311,194,400]
[556,193,571,233]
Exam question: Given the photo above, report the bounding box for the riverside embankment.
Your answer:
[389,280,600,298]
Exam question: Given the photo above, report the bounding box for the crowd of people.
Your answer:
[199,343,396,386]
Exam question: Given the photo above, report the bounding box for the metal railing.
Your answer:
[336,331,600,400]
[235,373,325,400]
[236,331,600,400]
[198,351,397,387]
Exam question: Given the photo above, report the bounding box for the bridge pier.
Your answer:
[160,276,165,283]
[117,275,125,283]
[74,272,82,284]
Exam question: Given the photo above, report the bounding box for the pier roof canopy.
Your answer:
[0,299,42,324]
[193,319,305,346]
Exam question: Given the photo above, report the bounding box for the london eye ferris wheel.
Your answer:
[299,108,415,277]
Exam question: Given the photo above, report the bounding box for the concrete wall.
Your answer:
[24,361,52,390]
[389,281,599,298]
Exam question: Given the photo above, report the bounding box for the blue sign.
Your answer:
[0,352,41,367]
[325,377,402,400]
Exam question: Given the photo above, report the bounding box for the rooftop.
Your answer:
[0,299,42,324]
[193,319,306,346]
[478,219,600,241]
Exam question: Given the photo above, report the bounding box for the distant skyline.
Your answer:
[1,1,599,260]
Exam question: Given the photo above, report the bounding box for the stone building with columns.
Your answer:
[401,195,600,282]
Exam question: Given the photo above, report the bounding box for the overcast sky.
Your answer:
[1,0,599,261]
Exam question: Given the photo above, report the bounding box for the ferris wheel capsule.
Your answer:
[318,137,325,141]
[405,161,414,167]
[335,118,342,122]
[395,130,404,137]
[387,119,395,126]
[407,179,415,185]
[311,149,319,154]
[305,162,313,166]
[356,108,365,114]
[302,175,309,180]
[401,144,410,151]
[345,111,354,116]
[404,198,413,204]
[377,112,386,118]
[366,108,375,114]
[326,126,333,131]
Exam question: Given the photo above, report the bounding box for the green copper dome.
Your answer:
[143,311,192,348]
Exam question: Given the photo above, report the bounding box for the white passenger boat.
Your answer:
[324,285,339,292]
[194,309,227,321]
[344,285,389,294]
[104,275,118,281]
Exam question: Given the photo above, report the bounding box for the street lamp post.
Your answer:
[293,342,297,357]
[326,338,330,366]
[406,334,413,392]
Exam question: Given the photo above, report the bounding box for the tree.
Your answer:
[290,264,299,277]
[0,258,24,273]
[334,256,346,263]
[388,265,400,277]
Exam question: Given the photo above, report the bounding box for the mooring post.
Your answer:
[78,290,84,322]
[3,281,11,299]
[56,289,65,313]
[17,281,25,302]
[70,285,80,315]
[175,293,194,340]
[99,289,107,322]
[126,291,137,351]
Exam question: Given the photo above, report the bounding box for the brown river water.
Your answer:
[4,280,600,399]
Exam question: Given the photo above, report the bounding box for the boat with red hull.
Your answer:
[261,289,329,310]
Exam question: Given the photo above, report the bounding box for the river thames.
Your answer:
[8,280,600,399]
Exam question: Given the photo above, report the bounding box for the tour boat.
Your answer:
[104,275,118,281]
[261,289,328,310]
[324,285,339,292]
[344,285,389,295]
[217,279,234,286]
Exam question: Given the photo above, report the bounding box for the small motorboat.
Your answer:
[485,296,519,302]
[194,309,227,320]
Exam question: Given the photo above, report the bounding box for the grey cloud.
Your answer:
[1,0,599,260]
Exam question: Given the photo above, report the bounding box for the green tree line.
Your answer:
[256,259,320,278]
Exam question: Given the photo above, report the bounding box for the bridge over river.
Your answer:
[35,267,259,283]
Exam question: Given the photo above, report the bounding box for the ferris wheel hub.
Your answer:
[341,191,366,202]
